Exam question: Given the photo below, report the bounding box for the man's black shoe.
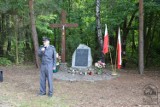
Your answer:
[48,94,53,97]
[37,93,46,96]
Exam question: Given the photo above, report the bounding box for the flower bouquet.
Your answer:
[94,60,106,74]
[53,53,61,73]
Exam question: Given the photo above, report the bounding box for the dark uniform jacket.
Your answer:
[38,45,57,68]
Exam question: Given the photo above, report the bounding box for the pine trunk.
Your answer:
[14,15,19,64]
[7,15,11,53]
[29,0,40,68]
[139,0,144,74]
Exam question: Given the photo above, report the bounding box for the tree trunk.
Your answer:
[53,20,57,47]
[131,30,136,56]
[145,14,157,66]
[14,15,19,64]
[0,14,5,57]
[7,15,11,53]
[122,10,137,68]
[139,0,144,74]
[29,0,40,68]
[96,0,105,62]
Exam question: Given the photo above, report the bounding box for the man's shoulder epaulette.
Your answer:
[50,45,55,49]
[39,45,43,48]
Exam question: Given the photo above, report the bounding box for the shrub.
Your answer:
[0,57,12,66]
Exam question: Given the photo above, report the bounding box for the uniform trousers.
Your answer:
[40,64,53,95]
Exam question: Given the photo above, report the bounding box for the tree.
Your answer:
[96,0,105,62]
[139,0,144,74]
[0,0,159,69]
[29,0,40,68]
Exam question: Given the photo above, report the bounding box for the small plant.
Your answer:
[56,53,61,66]
[0,57,12,66]
[53,53,61,73]
[94,60,106,74]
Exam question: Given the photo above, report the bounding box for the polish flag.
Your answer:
[117,28,122,69]
[102,24,109,54]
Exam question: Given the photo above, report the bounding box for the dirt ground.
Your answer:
[0,65,160,107]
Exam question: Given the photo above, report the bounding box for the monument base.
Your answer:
[59,63,68,71]
[111,71,118,76]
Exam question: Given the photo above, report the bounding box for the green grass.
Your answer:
[0,87,70,107]
[0,94,70,107]
[19,97,69,107]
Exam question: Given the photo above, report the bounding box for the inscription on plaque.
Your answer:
[72,44,92,68]
[75,49,88,66]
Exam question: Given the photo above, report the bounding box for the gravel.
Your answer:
[53,70,119,82]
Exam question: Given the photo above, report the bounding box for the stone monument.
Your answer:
[72,44,92,68]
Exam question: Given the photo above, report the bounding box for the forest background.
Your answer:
[0,0,159,69]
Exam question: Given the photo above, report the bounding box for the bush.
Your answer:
[0,57,12,66]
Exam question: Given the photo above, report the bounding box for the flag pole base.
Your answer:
[111,71,118,76]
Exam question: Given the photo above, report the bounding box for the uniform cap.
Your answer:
[42,37,50,41]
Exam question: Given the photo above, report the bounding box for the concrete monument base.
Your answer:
[59,63,68,71]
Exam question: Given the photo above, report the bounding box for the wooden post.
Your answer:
[50,10,78,63]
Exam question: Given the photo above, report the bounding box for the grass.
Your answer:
[0,65,72,107]
[0,83,70,107]
[19,97,69,107]
[0,93,70,107]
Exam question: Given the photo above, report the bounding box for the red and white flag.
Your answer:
[117,28,122,69]
[102,24,109,54]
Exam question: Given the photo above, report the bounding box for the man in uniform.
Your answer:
[38,37,56,97]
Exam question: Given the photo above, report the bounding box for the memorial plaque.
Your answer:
[75,49,88,66]
[72,44,92,68]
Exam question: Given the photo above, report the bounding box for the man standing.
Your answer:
[38,37,56,97]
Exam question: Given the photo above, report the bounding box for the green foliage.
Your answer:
[0,0,159,68]
[148,49,160,66]
[36,14,57,34]
[101,0,138,29]
[66,33,81,64]
[7,37,29,64]
[0,57,12,66]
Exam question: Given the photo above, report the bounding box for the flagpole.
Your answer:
[112,43,118,76]
[112,28,120,76]
[102,24,118,75]
[114,27,122,75]
[109,47,116,75]
[113,42,118,75]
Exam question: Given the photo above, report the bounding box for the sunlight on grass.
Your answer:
[0,84,70,107]
[19,97,70,107]
[0,94,70,107]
